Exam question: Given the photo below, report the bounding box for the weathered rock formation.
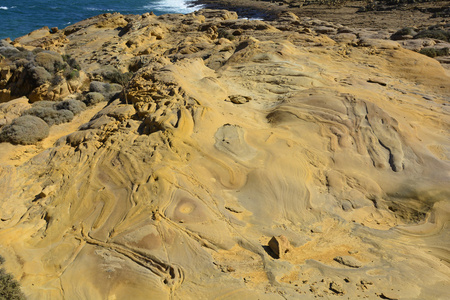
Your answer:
[0,9,449,299]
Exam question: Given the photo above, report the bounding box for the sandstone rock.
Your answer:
[228,95,251,104]
[0,89,11,103]
[107,105,136,121]
[0,96,31,127]
[39,185,57,198]
[214,124,256,160]
[359,38,400,49]
[379,291,400,300]
[333,33,358,44]
[268,235,292,259]
[329,281,345,294]
[0,9,449,300]
[314,26,337,35]
[333,256,363,268]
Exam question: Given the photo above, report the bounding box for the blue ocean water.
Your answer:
[0,0,200,40]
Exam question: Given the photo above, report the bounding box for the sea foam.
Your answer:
[146,0,201,14]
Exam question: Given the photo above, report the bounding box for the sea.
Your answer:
[0,0,201,40]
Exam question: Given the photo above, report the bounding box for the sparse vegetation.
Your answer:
[65,69,80,80]
[23,106,74,126]
[419,47,450,58]
[23,99,85,126]
[390,27,417,40]
[89,81,123,102]
[414,29,450,42]
[106,71,134,104]
[30,66,53,86]
[55,99,86,115]
[83,92,105,106]
[104,71,134,86]
[361,0,449,12]
[34,51,64,73]
[0,255,25,300]
[62,54,81,71]
[0,115,49,145]
[90,67,133,103]
[0,42,83,100]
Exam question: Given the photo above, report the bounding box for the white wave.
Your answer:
[144,0,202,14]
[242,17,264,21]
[0,6,8,10]
[85,7,115,12]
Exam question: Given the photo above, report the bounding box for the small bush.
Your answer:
[32,101,56,108]
[0,115,49,144]
[30,66,52,86]
[84,92,105,106]
[62,54,81,71]
[419,47,450,58]
[89,81,122,94]
[51,74,65,86]
[0,255,25,300]
[31,48,45,55]
[34,51,65,73]
[105,71,133,86]
[55,99,86,115]
[24,107,74,126]
[0,47,29,61]
[391,27,417,40]
[0,48,20,58]
[89,81,122,101]
[414,29,450,42]
[65,69,80,80]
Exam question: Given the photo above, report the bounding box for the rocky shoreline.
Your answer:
[189,0,450,30]
[0,7,449,300]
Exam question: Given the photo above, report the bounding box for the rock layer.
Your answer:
[0,9,449,299]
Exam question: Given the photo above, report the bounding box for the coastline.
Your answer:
[188,0,450,30]
[0,0,203,41]
[3,0,448,41]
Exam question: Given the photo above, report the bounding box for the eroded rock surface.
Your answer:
[0,9,449,300]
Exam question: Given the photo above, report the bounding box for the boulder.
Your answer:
[268,235,292,259]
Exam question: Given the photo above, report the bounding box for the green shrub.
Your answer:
[34,51,65,73]
[30,66,52,86]
[0,115,49,144]
[414,29,450,42]
[419,47,450,58]
[105,71,133,86]
[62,54,81,70]
[24,106,74,126]
[55,99,86,115]
[83,92,105,106]
[391,27,417,40]
[0,255,25,300]
[65,69,80,80]
[89,81,123,101]
[51,74,65,86]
